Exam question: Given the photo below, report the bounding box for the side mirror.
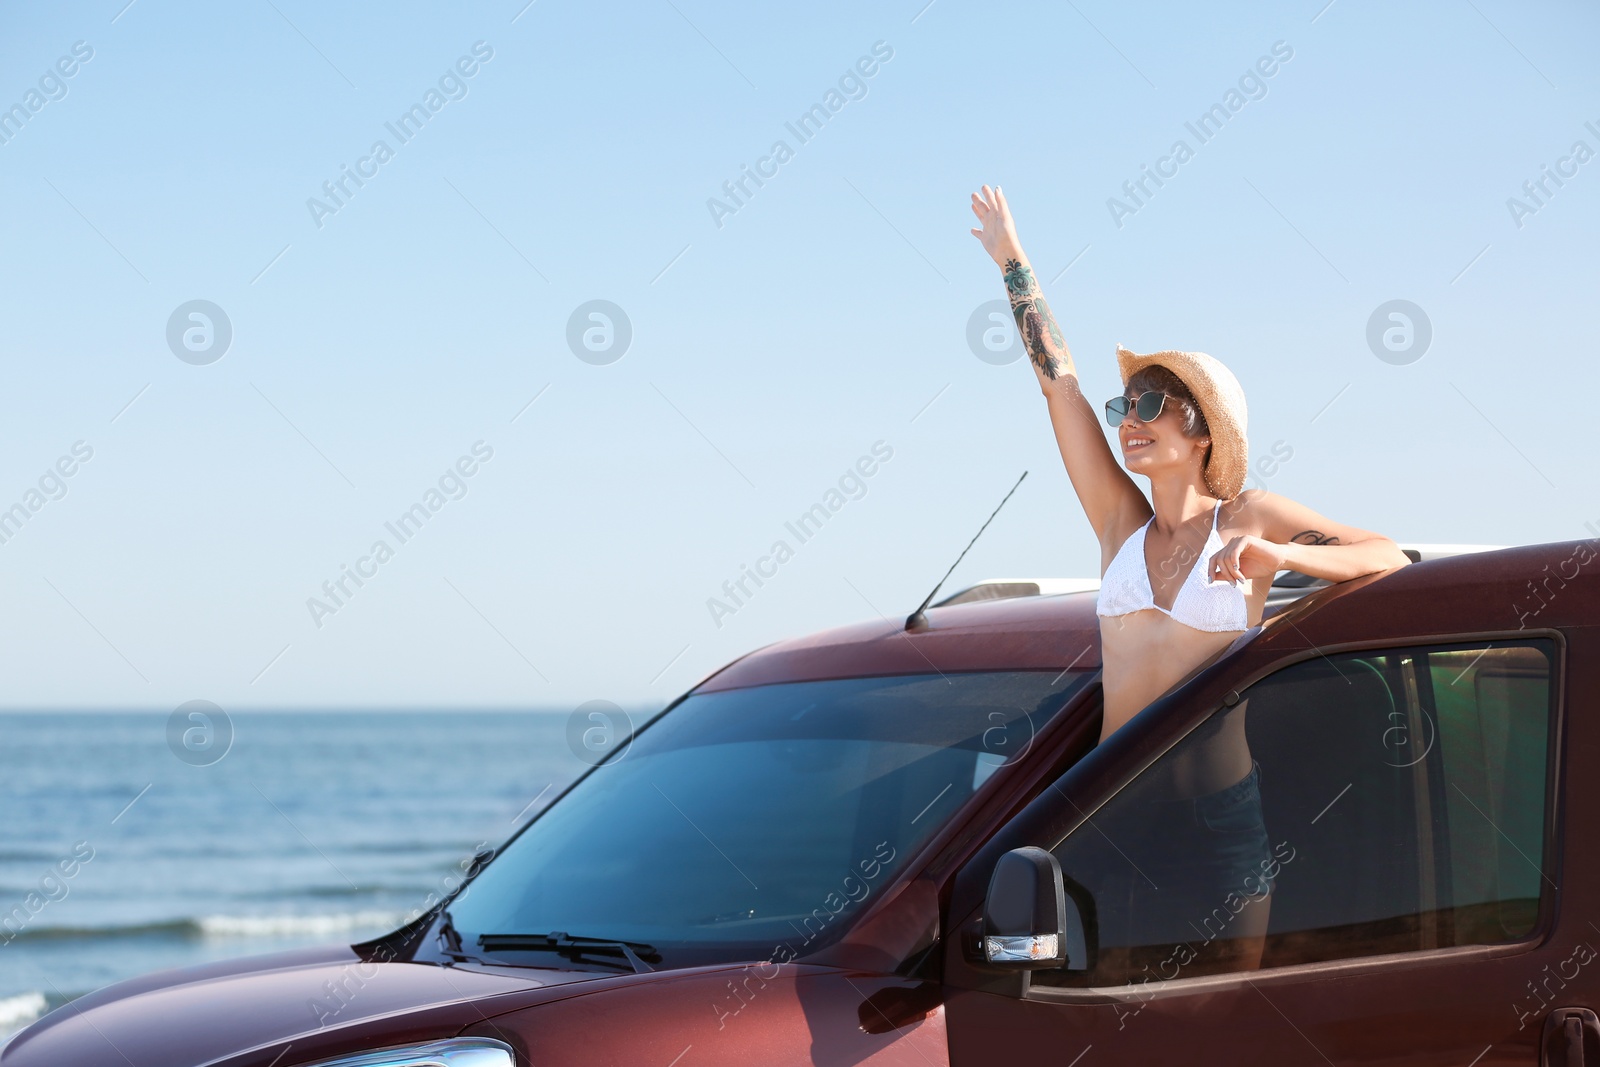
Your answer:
[981,847,1088,971]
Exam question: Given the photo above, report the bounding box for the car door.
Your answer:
[941,630,1591,1066]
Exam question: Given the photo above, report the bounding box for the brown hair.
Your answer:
[1125,364,1209,439]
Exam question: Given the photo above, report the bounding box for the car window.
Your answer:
[450,670,1091,969]
[1032,638,1556,989]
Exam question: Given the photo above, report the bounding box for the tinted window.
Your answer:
[453,670,1089,967]
[1034,639,1555,988]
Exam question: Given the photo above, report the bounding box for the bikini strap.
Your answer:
[1210,499,1222,533]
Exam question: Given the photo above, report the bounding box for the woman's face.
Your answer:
[1118,391,1208,479]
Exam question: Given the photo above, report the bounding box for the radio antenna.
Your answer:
[904,470,1028,632]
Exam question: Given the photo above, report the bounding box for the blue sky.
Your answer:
[0,0,1594,711]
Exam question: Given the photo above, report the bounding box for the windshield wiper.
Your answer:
[477,931,659,973]
[434,908,484,965]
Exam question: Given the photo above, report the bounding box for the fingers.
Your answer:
[1212,538,1246,583]
[1228,540,1250,582]
[1210,539,1231,580]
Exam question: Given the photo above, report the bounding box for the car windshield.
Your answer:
[449,670,1091,968]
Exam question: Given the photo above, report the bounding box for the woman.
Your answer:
[968,184,1410,973]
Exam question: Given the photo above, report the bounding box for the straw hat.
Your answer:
[1115,344,1249,500]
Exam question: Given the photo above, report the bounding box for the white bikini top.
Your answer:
[1095,500,1250,633]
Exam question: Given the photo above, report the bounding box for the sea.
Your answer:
[0,710,644,1041]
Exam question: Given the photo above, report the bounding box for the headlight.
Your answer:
[296,1038,514,1067]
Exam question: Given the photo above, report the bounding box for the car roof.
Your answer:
[928,543,1508,608]
[694,539,1596,693]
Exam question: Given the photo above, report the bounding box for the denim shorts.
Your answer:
[1092,760,1276,949]
[1142,759,1275,896]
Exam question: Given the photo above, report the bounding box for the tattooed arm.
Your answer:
[1208,489,1412,584]
[1003,255,1073,386]
[969,184,1146,545]
[968,187,1074,391]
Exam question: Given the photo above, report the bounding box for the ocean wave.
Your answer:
[197,911,409,938]
[342,841,482,855]
[237,884,436,900]
[0,991,46,1030]
[2,910,411,944]
[0,849,70,864]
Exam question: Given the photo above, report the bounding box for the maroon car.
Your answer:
[3,538,1594,1066]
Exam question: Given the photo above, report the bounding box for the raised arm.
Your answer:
[969,185,1145,545]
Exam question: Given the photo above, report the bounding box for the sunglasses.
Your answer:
[1104,391,1177,427]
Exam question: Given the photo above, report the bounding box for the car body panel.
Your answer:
[695,593,1102,692]
[5,540,1595,1066]
[940,626,1597,1065]
[937,542,1599,1066]
[0,944,603,1067]
[463,965,947,1067]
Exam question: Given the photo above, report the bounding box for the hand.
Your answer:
[969,184,1023,266]
[1210,535,1288,584]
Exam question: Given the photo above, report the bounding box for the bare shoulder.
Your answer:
[1218,487,1276,536]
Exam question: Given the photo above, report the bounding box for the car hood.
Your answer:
[0,943,607,1067]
